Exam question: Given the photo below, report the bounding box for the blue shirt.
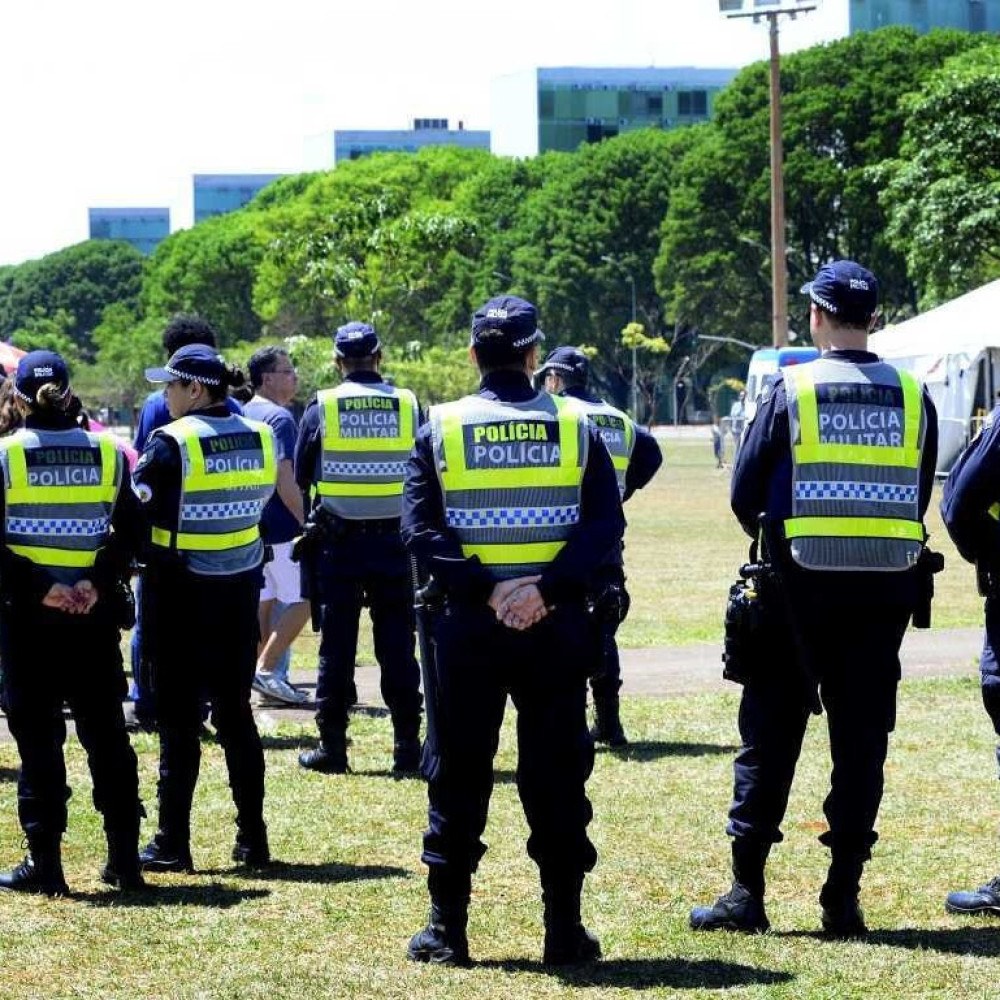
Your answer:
[134,390,242,450]
[243,396,301,544]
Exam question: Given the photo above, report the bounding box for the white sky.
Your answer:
[0,0,848,267]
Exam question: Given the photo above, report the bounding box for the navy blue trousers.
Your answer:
[421,602,598,881]
[727,608,909,857]
[314,531,422,741]
[0,604,140,844]
[143,563,265,841]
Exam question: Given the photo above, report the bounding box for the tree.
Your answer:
[0,240,145,355]
[83,304,164,420]
[656,26,989,343]
[9,307,85,369]
[878,41,1000,306]
[620,321,670,424]
[142,213,267,346]
[503,128,695,408]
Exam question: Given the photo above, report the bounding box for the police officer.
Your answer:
[940,402,1000,916]
[690,261,938,938]
[536,345,662,746]
[0,351,146,895]
[403,296,624,966]
[132,344,277,872]
[294,322,423,774]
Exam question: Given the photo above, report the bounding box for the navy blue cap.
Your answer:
[146,343,227,385]
[470,295,544,361]
[537,346,589,382]
[14,350,70,403]
[801,259,879,326]
[334,321,381,359]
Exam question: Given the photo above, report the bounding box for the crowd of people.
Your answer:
[1,261,1000,966]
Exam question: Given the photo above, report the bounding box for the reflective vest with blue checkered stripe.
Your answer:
[151,413,277,576]
[562,396,635,500]
[316,381,418,520]
[429,391,589,580]
[0,426,122,585]
[784,357,926,571]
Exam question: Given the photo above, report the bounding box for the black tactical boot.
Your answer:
[820,853,867,939]
[690,838,770,933]
[407,867,471,965]
[541,874,602,965]
[590,695,628,747]
[101,824,148,892]
[298,732,348,774]
[689,882,770,933]
[138,831,194,873]
[232,822,272,869]
[392,726,422,775]
[0,842,69,897]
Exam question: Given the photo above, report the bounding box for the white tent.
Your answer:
[869,278,1000,473]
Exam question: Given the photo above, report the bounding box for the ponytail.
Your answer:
[34,381,73,413]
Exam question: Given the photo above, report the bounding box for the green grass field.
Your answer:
[2,679,1000,998]
[1,433,994,998]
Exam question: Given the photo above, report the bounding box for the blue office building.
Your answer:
[491,67,738,158]
[88,207,170,256]
[850,0,1000,32]
[193,174,283,223]
[321,119,490,165]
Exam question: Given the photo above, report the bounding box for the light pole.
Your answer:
[719,0,819,348]
[601,255,639,420]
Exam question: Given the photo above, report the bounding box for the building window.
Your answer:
[678,90,707,116]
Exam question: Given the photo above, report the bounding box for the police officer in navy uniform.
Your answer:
[940,402,1000,916]
[0,351,146,895]
[132,344,278,872]
[294,322,423,774]
[403,297,624,966]
[690,261,938,938]
[536,345,663,746]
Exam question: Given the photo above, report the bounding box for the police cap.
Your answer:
[146,343,227,386]
[14,350,70,403]
[470,295,544,364]
[334,321,381,359]
[801,260,879,327]
[536,345,589,383]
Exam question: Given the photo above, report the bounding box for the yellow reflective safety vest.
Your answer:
[562,395,635,500]
[150,413,277,576]
[429,391,589,580]
[316,381,418,520]
[784,357,926,571]
[0,426,122,584]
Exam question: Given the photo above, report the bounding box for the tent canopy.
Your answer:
[870,278,1000,359]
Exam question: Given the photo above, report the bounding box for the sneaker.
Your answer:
[946,875,1000,916]
[138,834,194,874]
[690,882,770,933]
[0,853,69,896]
[252,673,309,706]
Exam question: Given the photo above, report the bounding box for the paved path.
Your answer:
[0,627,983,742]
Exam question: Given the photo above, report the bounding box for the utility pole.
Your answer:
[718,0,819,348]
